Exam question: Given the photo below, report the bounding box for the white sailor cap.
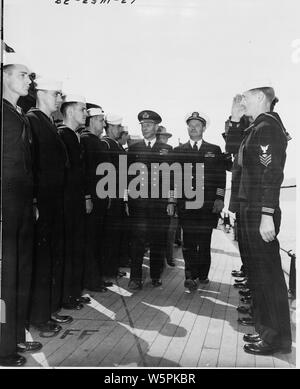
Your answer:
[87,107,105,117]
[35,77,63,91]
[61,94,86,105]
[185,111,210,128]
[105,113,123,126]
[241,78,274,93]
[3,51,33,72]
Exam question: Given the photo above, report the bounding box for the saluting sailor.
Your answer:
[233,83,292,355]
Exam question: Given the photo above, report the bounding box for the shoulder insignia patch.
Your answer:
[259,144,271,167]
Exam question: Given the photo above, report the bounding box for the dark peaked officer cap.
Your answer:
[138,110,162,124]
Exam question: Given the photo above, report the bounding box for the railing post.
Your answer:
[288,252,296,299]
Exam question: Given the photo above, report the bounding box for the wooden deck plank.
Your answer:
[179,242,228,367]
[216,260,239,367]
[160,239,229,367]
[95,269,184,367]
[197,244,235,367]
[118,269,187,367]
[159,288,204,366]
[22,228,295,368]
[255,354,275,368]
[64,265,181,367]
[148,287,202,367]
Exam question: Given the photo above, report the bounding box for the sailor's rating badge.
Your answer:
[259,145,272,167]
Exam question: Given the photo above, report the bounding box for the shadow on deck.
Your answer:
[24,228,296,368]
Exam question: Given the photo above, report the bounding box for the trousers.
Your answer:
[30,190,64,324]
[0,181,33,356]
[129,200,170,281]
[240,203,292,348]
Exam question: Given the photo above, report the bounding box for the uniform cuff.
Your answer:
[216,188,225,197]
[124,189,129,202]
[261,207,275,215]
[168,189,177,203]
[229,120,240,128]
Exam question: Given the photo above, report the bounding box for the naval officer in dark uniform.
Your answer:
[0,52,42,367]
[80,106,108,292]
[58,94,92,309]
[127,110,175,289]
[174,111,226,291]
[26,77,72,336]
[232,84,292,355]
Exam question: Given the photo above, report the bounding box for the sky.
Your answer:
[3,0,300,180]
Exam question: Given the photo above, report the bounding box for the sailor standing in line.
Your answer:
[58,95,92,310]
[26,77,73,336]
[80,106,109,292]
[0,52,42,367]
[100,114,127,285]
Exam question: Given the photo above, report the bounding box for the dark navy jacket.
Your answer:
[127,140,173,203]
[3,99,33,185]
[26,108,67,197]
[174,140,226,213]
[80,129,109,201]
[57,125,87,201]
[236,112,288,214]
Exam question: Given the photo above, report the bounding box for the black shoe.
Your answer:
[33,320,62,333]
[76,296,91,304]
[199,278,209,284]
[234,282,248,289]
[184,279,198,291]
[128,280,143,290]
[152,279,162,287]
[240,296,252,304]
[0,353,26,367]
[51,313,73,324]
[243,333,261,343]
[236,305,251,314]
[288,289,296,299]
[167,258,176,267]
[231,270,245,278]
[17,341,43,353]
[103,281,113,287]
[62,301,84,310]
[239,289,251,297]
[234,277,247,284]
[237,317,254,326]
[244,340,291,355]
